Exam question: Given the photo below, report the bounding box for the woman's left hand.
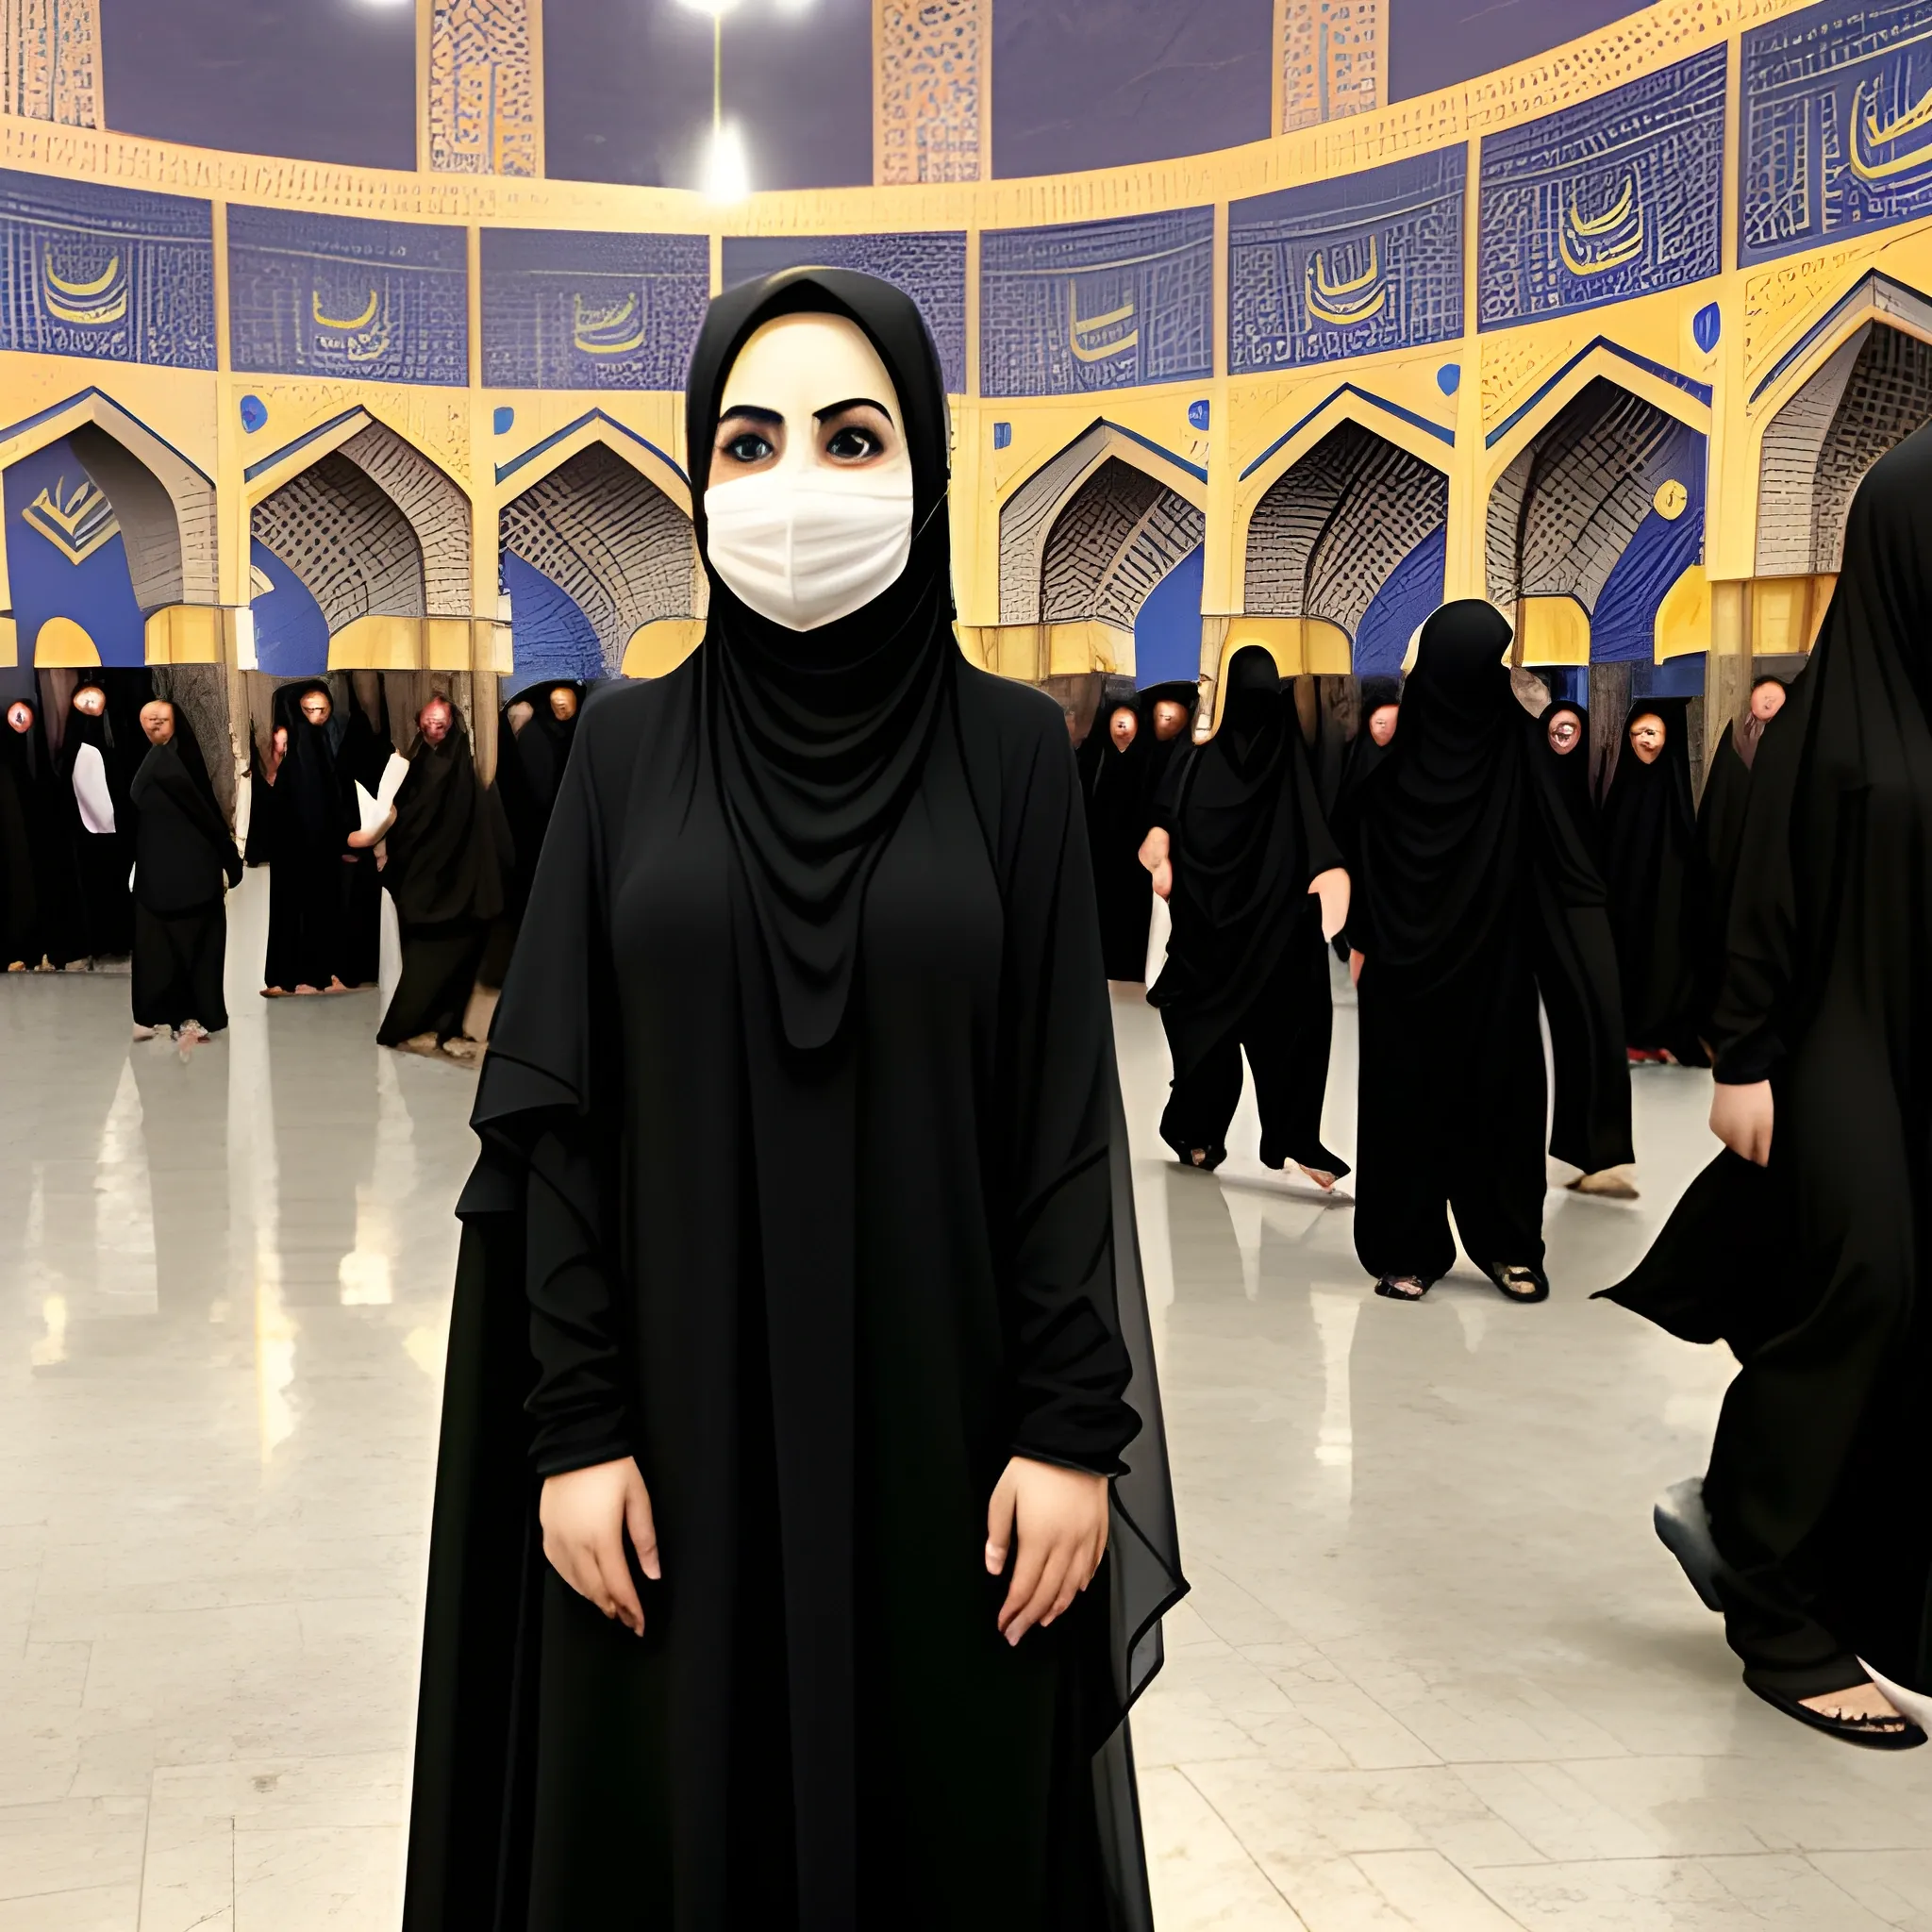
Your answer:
[985,1457,1109,1647]
[1307,866,1350,941]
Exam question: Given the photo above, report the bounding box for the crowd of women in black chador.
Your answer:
[406,269,1183,1928]
[1600,424,1932,1752]
[1337,604,1631,1303]
[1141,647,1351,1187]
[126,696,242,1042]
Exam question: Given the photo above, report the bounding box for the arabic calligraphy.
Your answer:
[1067,285,1138,363]
[22,476,120,566]
[42,251,128,327]
[571,291,648,356]
[1305,237,1387,326]
[1558,174,1645,278]
[309,284,392,365]
[1850,69,1932,184]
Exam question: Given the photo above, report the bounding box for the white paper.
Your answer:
[72,741,116,835]
[354,752,411,837]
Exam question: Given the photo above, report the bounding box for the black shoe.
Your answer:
[1742,1672,1927,1751]
[1487,1262,1549,1303]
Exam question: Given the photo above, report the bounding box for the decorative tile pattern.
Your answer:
[0,167,213,368]
[250,456,427,634]
[1741,0,1932,267]
[228,208,469,388]
[874,0,983,186]
[1,0,99,126]
[1478,45,1727,330]
[1230,148,1464,374]
[480,228,708,392]
[1041,457,1204,632]
[722,232,968,392]
[499,442,695,675]
[1243,421,1449,642]
[1277,0,1385,133]
[428,0,539,177]
[980,208,1214,398]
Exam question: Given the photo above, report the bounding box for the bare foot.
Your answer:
[1801,1683,1911,1728]
[294,983,320,995]
[132,1024,158,1041]
[327,976,351,992]
[1190,1148,1208,1167]
[1297,1163,1338,1191]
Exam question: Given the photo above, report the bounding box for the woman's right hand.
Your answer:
[1139,827,1173,900]
[1710,1079,1774,1167]
[540,1457,660,1637]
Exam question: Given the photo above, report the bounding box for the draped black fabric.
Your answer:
[129,719,241,916]
[263,681,359,991]
[56,690,139,958]
[1600,697,1706,1058]
[337,683,393,988]
[1079,705,1155,981]
[1599,425,1932,1696]
[0,705,81,968]
[381,710,511,929]
[1344,600,1630,1182]
[496,682,581,912]
[1132,680,1197,839]
[1541,701,1596,856]
[1147,647,1340,1083]
[1690,717,1754,1043]
[1334,675,1401,811]
[404,272,1183,1932]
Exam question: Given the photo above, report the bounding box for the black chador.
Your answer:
[1540,698,1596,856]
[480,678,582,987]
[1599,427,1932,1746]
[338,674,398,989]
[1342,602,1630,1301]
[404,270,1183,1929]
[1599,696,1707,1062]
[261,680,359,994]
[57,680,142,959]
[128,704,242,1033]
[1147,646,1346,1179]
[1690,678,1784,1039]
[0,699,82,970]
[375,703,511,1050]
[1078,685,1155,981]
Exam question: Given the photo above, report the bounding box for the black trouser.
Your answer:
[1353,939,1547,1284]
[1159,922,1343,1174]
[378,917,488,1045]
[132,899,228,1031]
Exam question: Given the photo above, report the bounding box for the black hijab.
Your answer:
[1541,699,1595,848]
[383,705,511,927]
[272,679,357,858]
[1148,646,1339,1071]
[1734,675,1787,773]
[501,679,581,818]
[129,705,241,914]
[688,268,956,1052]
[1350,601,1527,991]
[1335,674,1403,810]
[1600,695,1703,1053]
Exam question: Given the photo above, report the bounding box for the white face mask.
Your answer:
[703,464,913,632]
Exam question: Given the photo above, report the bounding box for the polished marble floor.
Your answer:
[2,874,1927,1930]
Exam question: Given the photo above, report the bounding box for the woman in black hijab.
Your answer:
[1599,697,1707,1063]
[57,678,139,960]
[1343,601,1630,1302]
[404,269,1182,1929]
[1599,427,1932,1747]
[127,697,242,1041]
[1541,698,1595,854]
[1080,681,1155,980]
[0,696,81,971]
[261,680,359,996]
[1143,646,1349,1182]
[372,695,511,1058]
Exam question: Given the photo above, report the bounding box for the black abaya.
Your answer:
[404,270,1183,1932]
[338,680,396,988]
[0,706,81,969]
[1689,691,1782,1041]
[1541,700,1596,857]
[1343,602,1630,1289]
[1080,708,1154,980]
[1600,696,1707,1061]
[1147,647,1345,1175]
[376,709,511,1046]
[262,681,359,991]
[1600,425,1932,1704]
[57,693,139,958]
[128,716,242,1030]
[482,681,583,987]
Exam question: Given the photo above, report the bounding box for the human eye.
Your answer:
[824,423,885,461]
[721,428,774,463]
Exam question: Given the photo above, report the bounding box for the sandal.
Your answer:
[1374,1275,1430,1301]
[1490,1264,1549,1304]
[1743,1672,1926,1751]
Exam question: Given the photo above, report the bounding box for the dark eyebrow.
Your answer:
[814,396,892,422]
[716,405,783,428]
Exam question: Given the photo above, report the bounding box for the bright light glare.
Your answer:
[674,0,741,14]
[702,122,751,201]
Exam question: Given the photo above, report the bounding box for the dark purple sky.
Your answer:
[96,0,1648,186]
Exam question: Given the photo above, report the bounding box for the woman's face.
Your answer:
[1367,704,1400,747]
[708,311,908,494]
[299,690,333,727]
[1108,707,1138,752]
[1749,681,1786,724]
[1151,699,1189,741]
[5,702,32,736]
[139,701,175,745]
[73,686,105,717]
[1546,709,1581,756]
[549,686,579,723]
[1628,713,1666,764]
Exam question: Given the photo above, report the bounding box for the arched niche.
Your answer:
[1242,419,1449,678]
[498,441,698,680]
